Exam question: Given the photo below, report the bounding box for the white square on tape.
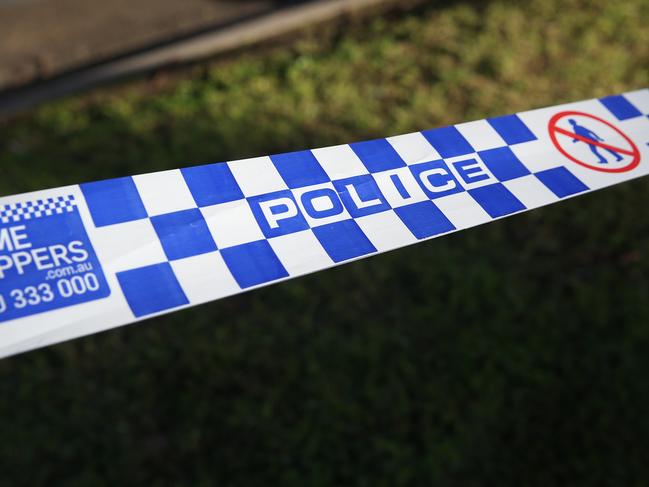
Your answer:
[311,144,368,180]
[503,174,559,209]
[510,139,560,173]
[227,156,287,196]
[434,192,491,229]
[133,169,196,216]
[355,210,417,252]
[171,251,240,304]
[269,230,334,276]
[201,199,265,249]
[387,132,441,165]
[455,119,507,151]
[91,218,166,272]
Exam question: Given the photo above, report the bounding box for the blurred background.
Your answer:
[1,0,648,485]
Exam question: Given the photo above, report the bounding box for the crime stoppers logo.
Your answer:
[0,195,109,322]
[548,111,640,173]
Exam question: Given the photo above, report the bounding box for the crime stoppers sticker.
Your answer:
[0,195,109,322]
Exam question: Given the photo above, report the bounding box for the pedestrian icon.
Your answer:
[548,110,640,174]
[568,119,623,164]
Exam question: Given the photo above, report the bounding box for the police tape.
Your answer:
[1,89,648,358]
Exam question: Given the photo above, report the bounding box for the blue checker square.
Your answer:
[181,162,244,207]
[270,150,330,188]
[487,113,537,145]
[221,240,289,289]
[469,183,526,218]
[80,176,147,227]
[409,159,464,200]
[421,126,474,158]
[535,167,589,198]
[395,201,455,240]
[349,138,406,172]
[478,146,530,182]
[117,263,189,317]
[151,208,217,260]
[333,174,390,218]
[248,190,309,238]
[599,95,643,120]
[312,219,377,263]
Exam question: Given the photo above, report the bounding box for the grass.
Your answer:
[1,0,649,485]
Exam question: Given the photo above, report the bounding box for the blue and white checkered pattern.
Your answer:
[0,195,76,224]
[73,89,649,320]
[0,89,648,359]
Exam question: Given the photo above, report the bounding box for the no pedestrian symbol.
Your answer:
[548,111,640,173]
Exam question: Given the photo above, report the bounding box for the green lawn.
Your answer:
[1,0,649,485]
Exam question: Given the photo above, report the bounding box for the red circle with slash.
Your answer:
[548,111,640,173]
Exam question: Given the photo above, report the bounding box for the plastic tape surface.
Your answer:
[1,89,648,358]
